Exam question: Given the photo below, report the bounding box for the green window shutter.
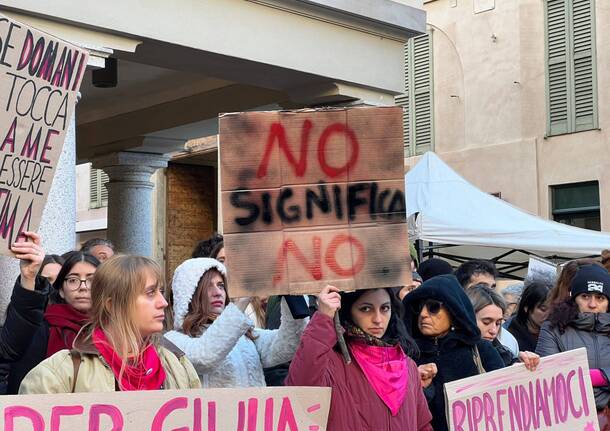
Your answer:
[412,34,433,155]
[396,32,433,157]
[545,0,597,135]
[89,167,109,209]
[572,0,597,131]
[545,0,570,135]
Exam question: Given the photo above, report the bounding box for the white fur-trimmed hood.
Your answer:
[171,258,227,330]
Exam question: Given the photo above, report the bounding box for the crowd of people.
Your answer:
[1,231,610,430]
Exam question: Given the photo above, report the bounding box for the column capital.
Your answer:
[92,151,171,171]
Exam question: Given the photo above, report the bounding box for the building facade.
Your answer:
[401,0,608,232]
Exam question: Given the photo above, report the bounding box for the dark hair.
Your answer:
[454,259,498,288]
[515,282,550,325]
[80,238,115,253]
[338,288,418,357]
[191,233,224,258]
[50,251,101,304]
[418,258,453,282]
[38,254,64,276]
[602,250,610,273]
[547,259,600,309]
[210,241,224,260]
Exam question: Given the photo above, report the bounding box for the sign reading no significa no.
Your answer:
[219,107,411,297]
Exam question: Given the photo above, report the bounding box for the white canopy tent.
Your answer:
[406,153,610,271]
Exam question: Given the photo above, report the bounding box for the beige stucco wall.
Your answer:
[417,0,610,231]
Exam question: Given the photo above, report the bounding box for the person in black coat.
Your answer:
[403,274,505,431]
[0,231,50,393]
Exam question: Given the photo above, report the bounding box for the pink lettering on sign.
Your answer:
[451,401,467,431]
[265,398,274,431]
[277,397,298,431]
[150,397,189,431]
[5,406,44,431]
[88,404,124,431]
[50,405,84,431]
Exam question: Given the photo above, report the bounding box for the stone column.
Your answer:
[93,152,170,257]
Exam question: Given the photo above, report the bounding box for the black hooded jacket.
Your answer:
[403,275,505,431]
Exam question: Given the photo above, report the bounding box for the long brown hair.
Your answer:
[182,269,229,336]
[547,259,600,308]
[88,255,165,385]
[547,258,604,331]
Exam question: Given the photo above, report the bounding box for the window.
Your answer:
[396,32,433,157]
[551,181,600,231]
[89,167,109,209]
[544,0,597,136]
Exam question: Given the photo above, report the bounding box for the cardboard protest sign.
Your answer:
[0,14,88,254]
[445,348,599,431]
[219,107,410,297]
[0,386,330,430]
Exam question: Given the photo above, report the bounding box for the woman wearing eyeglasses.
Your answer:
[402,274,505,431]
[7,251,100,393]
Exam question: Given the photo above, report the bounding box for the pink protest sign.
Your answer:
[0,386,330,430]
[444,348,599,431]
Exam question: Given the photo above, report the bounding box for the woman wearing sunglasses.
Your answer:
[403,274,505,431]
[7,251,100,393]
[286,285,433,431]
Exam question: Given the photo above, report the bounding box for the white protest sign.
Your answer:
[445,348,598,431]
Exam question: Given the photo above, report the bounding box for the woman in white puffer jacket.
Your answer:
[164,258,307,388]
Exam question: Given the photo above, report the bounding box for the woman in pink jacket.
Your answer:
[286,285,432,431]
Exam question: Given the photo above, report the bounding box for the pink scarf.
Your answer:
[92,328,166,391]
[350,341,408,416]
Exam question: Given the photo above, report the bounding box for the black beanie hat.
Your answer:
[418,258,453,282]
[570,264,610,300]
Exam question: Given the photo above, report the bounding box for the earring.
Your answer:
[451,326,455,331]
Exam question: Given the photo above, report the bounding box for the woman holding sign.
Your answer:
[537,261,610,419]
[165,258,306,388]
[402,275,505,431]
[7,250,100,393]
[286,285,433,430]
[19,255,200,393]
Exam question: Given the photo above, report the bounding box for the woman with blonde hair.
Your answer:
[20,255,200,393]
[165,258,307,388]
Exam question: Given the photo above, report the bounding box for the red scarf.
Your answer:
[92,328,166,391]
[350,341,408,416]
[44,304,89,357]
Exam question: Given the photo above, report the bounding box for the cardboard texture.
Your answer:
[0,15,88,255]
[444,348,599,431]
[0,386,331,430]
[219,107,411,297]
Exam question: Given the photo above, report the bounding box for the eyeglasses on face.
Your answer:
[64,276,94,291]
[417,299,444,315]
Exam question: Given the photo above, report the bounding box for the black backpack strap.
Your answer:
[69,350,81,393]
